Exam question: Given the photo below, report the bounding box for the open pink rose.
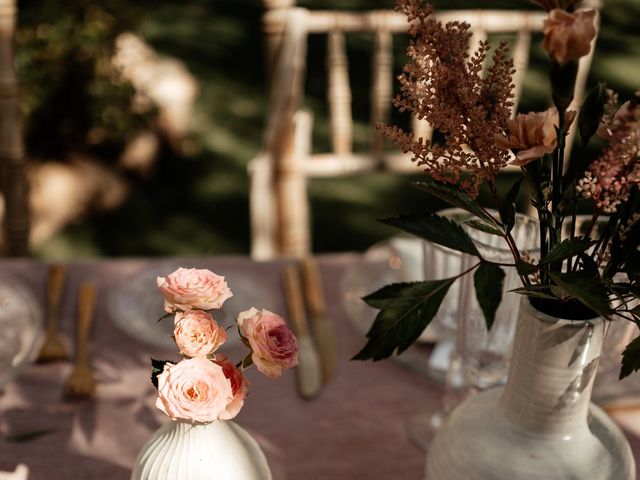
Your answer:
[155,357,233,423]
[157,267,232,313]
[237,308,298,379]
[174,310,227,357]
[542,9,597,64]
[214,356,249,420]
[495,108,576,166]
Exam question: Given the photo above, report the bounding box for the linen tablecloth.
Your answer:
[0,255,639,479]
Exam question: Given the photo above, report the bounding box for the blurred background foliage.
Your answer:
[14,0,640,258]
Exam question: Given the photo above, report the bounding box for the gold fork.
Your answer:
[63,283,97,399]
[36,264,69,363]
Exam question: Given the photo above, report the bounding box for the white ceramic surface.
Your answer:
[426,298,635,480]
[131,420,272,480]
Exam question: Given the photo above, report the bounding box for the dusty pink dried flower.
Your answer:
[542,9,597,64]
[381,0,515,196]
[577,99,640,213]
[495,108,576,166]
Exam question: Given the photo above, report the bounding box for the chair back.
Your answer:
[250,0,600,259]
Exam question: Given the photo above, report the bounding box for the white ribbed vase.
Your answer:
[131,420,272,480]
[426,298,635,480]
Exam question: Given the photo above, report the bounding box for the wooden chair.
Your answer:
[249,0,600,260]
[0,0,29,256]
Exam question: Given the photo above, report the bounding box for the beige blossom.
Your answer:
[542,9,597,64]
[495,108,576,166]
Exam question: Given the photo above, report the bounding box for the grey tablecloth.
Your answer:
[0,255,639,480]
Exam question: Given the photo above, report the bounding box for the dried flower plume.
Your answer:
[577,98,640,213]
[381,0,516,196]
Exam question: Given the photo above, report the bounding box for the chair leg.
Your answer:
[249,153,278,260]
[276,109,312,258]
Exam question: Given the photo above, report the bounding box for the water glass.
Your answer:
[456,213,539,390]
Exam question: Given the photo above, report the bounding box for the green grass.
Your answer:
[30,0,640,258]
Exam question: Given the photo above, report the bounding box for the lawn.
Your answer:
[22,0,640,258]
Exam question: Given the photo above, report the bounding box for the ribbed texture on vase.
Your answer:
[131,420,272,480]
[498,300,604,435]
[425,298,635,480]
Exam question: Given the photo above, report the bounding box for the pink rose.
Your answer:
[157,267,233,313]
[214,356,249,420]
[174,310,227,357]
[495,108,576,166]
[155,357,233,423]
[542,9,597,64]
[237,308,298,379]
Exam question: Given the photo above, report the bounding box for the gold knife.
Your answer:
[299,257,338,384]
[282,264,322,400]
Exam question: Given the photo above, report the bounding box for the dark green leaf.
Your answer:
[579,82,608,147]
[464,219,503,237]
[242,353,254,370]
[473,262,506,330]
[620,335,640,379]
[6,428,56,443]
[550,60,578,112]
[499,178,523,234]
[547,270,612,318]
[156,312,173,323]
[540,237,596,266]
[516,260,537,276]
[510,287,561,300]
[151,358,174,388]
[354,279,456,360]
[413,178,500,227]
[238,327,251,349]
[382,213,480,257]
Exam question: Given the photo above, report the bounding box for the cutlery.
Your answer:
[282,265,322,400]
[63,283,97,399]
[299,257,338,384]
[36,264,68,363]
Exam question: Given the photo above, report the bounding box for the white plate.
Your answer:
[107,263,275,348]
[0,276,42,390]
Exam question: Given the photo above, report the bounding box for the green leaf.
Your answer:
[516,260,537,276]
[382,213,480,257]
[547,270,612,318]
[242,353,254,370]
[620,335,640,380]
[579,82,608,147]
[473,262,506,330]
[540,237,596,266]
[414,178,500,227]
[151,358,174,389]
[499,178,523,234]
[354,279,456,360]
[510,286,557,300]
[465,219,503,237]
[157,312,173,323]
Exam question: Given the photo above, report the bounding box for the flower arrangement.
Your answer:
[152,267,298,423]
[355,0,640,378]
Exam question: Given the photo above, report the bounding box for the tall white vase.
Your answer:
[426,298,635,480]
[131,420,272,480]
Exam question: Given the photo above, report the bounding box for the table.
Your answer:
[0,255,445,479]
[0,255,639,480]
